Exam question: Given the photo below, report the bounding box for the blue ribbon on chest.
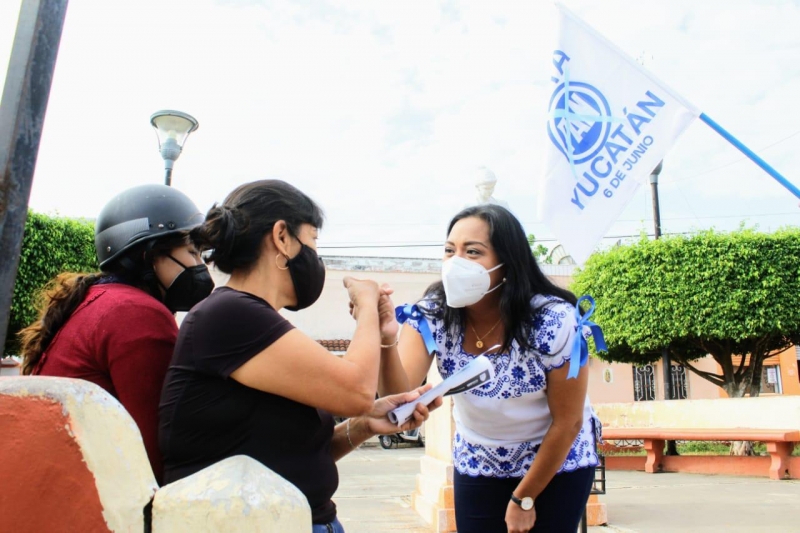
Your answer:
[396,303,438,355]
[568,295,607,379]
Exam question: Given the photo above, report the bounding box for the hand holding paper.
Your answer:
[366,384,443,437]
[388,346,499,426]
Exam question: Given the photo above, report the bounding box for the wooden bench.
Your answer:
[603,428,800,480]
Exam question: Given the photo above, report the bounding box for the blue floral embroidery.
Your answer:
[528,373,545,389]
[441,358,456,374]
[406,297,600,478]
[460,353,548,400]
[567,447,578,462]
[538,341,551,354]
[452,419,601,478]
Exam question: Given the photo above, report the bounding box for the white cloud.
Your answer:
[1,0,799,258]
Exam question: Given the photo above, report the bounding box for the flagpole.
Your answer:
[699,113,800,200]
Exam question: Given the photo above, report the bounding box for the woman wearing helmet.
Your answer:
[19,184,214,482]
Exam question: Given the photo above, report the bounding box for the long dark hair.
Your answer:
[421,204,576,352]
[19,233,189,375]
[192,179,324,274]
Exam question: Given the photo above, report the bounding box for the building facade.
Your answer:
[283,255,800,404]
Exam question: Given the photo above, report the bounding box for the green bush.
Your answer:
[572,228,800,397]
[5,211,98,355]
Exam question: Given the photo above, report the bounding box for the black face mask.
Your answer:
[284,244,326,312]
[162,256,215,312]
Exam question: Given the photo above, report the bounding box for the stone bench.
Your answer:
[0,376,311,532]
[602,428,800,480]
[596,397,800,480]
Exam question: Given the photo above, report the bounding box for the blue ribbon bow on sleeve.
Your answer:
[395,303,438,355]
[568,295,607,379]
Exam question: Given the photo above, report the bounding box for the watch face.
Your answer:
[512,494,535,511]
[521,497,534,511]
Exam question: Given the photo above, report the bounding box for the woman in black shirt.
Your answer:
[159,180,438,531]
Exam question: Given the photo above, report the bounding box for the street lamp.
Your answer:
[150,110,199,186]
[650,160,678,455]
[649,160,664,238]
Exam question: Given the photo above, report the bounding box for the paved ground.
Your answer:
[336,444,432,533]
[596,469,800,533]
[336,445,800,533]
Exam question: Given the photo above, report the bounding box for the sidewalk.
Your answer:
[336,444,431,532]
[595,469,800,533]
[336,446,800,532]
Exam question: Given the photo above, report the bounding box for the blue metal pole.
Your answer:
[699,113,800,200]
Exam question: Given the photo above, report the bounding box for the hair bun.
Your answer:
[191,203,240,270]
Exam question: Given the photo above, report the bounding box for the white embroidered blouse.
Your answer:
[404,295,601,478]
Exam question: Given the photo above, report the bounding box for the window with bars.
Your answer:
[760,365,782,394]
[670,364,689,399]
[632,364,656,401]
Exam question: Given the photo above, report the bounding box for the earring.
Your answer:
[275,253,289,271]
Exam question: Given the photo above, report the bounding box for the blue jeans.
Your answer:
[454,467,595,533]
[312,517,345,533]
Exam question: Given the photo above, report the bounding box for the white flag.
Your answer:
[538,3,700,264]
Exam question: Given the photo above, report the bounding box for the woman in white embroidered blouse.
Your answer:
[377,204,601,533]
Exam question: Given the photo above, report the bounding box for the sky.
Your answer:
[2,0,800,260]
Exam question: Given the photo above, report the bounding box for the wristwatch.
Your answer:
[510,493,534,511]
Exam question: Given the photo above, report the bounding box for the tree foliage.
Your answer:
[528,234,551,264]
[571,229,800,397]
[4,211,98,354]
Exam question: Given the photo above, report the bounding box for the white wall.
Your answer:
[284,269,441,340]
[207,257,575,341]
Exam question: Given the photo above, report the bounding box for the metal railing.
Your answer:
[579,455,606,533]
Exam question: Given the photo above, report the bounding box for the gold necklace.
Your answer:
[470,318,502,349]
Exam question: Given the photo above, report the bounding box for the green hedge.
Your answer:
[5,211,98,355]
[571,228,800,397]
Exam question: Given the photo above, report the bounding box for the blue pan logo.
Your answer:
[548,81,612,165]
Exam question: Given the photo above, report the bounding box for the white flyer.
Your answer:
[388,346,498,426]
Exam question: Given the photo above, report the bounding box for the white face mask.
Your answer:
[441,256,505,308]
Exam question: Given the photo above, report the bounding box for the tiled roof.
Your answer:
[318,339,351,352]
[319,255,576,277]
[322,255,442,273]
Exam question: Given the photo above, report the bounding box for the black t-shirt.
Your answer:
[159,287,338,524]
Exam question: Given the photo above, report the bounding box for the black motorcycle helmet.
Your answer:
[95,184,204,269]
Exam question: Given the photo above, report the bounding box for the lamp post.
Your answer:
[150,110,199,186]
[650,160,678,456]
[649,161,673,400]
[649,161,663,239]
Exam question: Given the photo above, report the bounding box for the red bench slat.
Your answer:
[603,428,800,442]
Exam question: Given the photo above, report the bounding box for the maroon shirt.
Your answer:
[34,283,177,481]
